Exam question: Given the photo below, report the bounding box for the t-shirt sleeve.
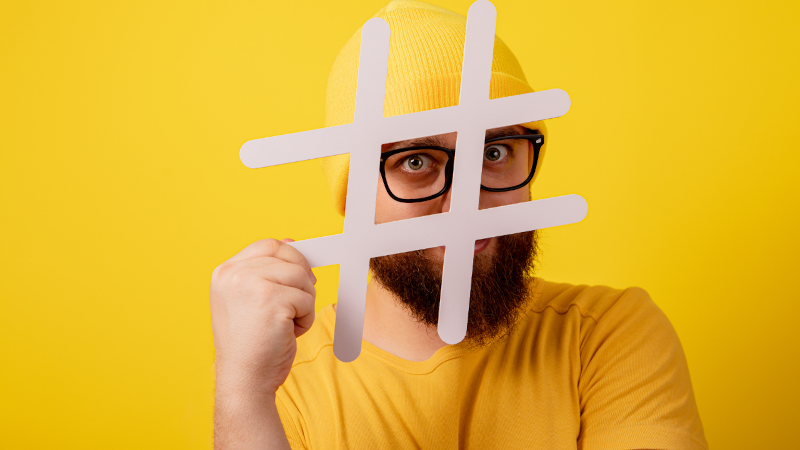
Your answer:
[577,287,708,450]
[275,393,308,450]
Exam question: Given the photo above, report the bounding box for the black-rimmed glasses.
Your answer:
[379,134,544,203]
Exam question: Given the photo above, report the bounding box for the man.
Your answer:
[211,1,708,449]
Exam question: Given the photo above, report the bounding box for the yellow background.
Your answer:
[2,0,798,448]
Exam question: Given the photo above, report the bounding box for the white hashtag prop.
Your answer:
[240,0,588,362]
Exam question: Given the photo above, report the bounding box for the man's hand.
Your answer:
[211,238,316,449]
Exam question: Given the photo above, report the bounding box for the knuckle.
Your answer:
[257,238,282,255]
[229,270,249,289]
[211,261,234,286]
[215,261,236,278]
[216,262,257,293]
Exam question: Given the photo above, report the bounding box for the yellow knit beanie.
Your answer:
[320,0,547,215]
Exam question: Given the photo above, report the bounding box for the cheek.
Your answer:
[374,182,418,224]
[375,182,446,224]
[479,189,529,210]
[374,181,394,224]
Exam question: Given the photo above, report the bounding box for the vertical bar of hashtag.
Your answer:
[437,0,497,344]
[333,17,391,362]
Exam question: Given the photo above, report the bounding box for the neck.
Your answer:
[361,278,449,362]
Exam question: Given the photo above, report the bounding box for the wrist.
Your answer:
[214,360,280,400]
[214,379,290,450]
[216,389,278,423]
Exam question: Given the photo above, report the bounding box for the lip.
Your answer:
[474,237,491,254]
[437,238,492,255]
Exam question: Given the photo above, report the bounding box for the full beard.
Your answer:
[369,231,538,347]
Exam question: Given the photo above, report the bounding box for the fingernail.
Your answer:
[310,271,318,284]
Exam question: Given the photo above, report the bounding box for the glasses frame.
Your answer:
[379,133,544,203]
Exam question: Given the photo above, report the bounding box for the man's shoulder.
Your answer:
[532,278,659,326]
[540,279,707,449]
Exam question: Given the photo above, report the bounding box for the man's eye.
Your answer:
[403,154,433,171]
[484,144,509,162]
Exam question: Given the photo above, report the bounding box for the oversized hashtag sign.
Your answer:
[240,0,588,362]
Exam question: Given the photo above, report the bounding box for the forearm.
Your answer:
[214,378,291,450]
[210,238,316,449]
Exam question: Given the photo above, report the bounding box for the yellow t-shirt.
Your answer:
[276,278,708,449]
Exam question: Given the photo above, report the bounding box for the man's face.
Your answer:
[375,124,533,227]
[370,124,539,345]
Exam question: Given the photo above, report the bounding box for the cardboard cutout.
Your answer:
[240,0,587,362]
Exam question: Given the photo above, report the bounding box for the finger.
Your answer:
[230,239,315,282]
[294,307,315,338]
[270,283,315,336]
[280,238,316,284]
[269,242,317,284]
[242,260,316,298]
[229,238,284,262]
[236,256,316,293]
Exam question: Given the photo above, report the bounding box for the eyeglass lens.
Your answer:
[480,138,534,190]
[383,148,450,201]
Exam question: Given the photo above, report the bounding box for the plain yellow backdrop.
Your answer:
[1,0,798,448]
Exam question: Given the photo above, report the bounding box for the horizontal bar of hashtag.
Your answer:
[288,194,587,269]
[240,88,570,169]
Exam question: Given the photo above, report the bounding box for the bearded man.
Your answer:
[210,1,708,449]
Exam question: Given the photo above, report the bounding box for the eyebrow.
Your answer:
[385,135,447,151]
[385,125,538,152]
[485,125,534,140]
